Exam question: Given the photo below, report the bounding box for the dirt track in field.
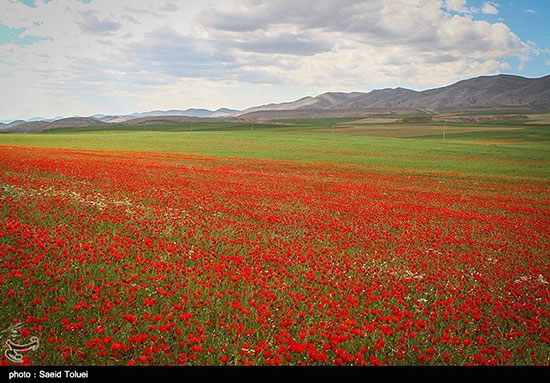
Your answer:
[525,113,550,125]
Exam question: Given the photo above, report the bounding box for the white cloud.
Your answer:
[481,2,499,15]
[0,0,541,120]
[444,0,470,13]
[193,0,531,86]
[77,10,122,35]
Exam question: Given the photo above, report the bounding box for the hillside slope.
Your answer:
[240,74,550,114]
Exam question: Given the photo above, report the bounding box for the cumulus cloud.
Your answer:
[191,0,531,86]
[159,1,179,13]
[197,1,525,56]
[234,32,332,55]
[126,27,237,79]
[78,10,121,35]
[444,0,470,14]
[481,2,499,15]
[0,0,543,119]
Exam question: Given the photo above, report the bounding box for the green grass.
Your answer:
[1,128,549,182]
[410,125,550,143]
[40,122,289,134]
[1,116,549,182]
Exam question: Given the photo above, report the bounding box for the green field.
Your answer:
[1,114,550,367]
[1,117,549,182]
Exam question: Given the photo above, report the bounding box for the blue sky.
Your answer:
[0,0,548,121]
[0,24,47,45]
[459,0,550,76]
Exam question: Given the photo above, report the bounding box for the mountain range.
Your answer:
[1,74,549,132]
[240,74,550,114]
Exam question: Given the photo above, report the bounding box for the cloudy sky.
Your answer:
[1,0,549,121]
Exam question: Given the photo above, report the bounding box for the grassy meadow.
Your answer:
[1,116,549,181]
[1,114,549,366]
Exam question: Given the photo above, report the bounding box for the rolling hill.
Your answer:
[1,117,109,133]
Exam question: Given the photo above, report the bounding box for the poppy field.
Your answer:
[0,136,549,366]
